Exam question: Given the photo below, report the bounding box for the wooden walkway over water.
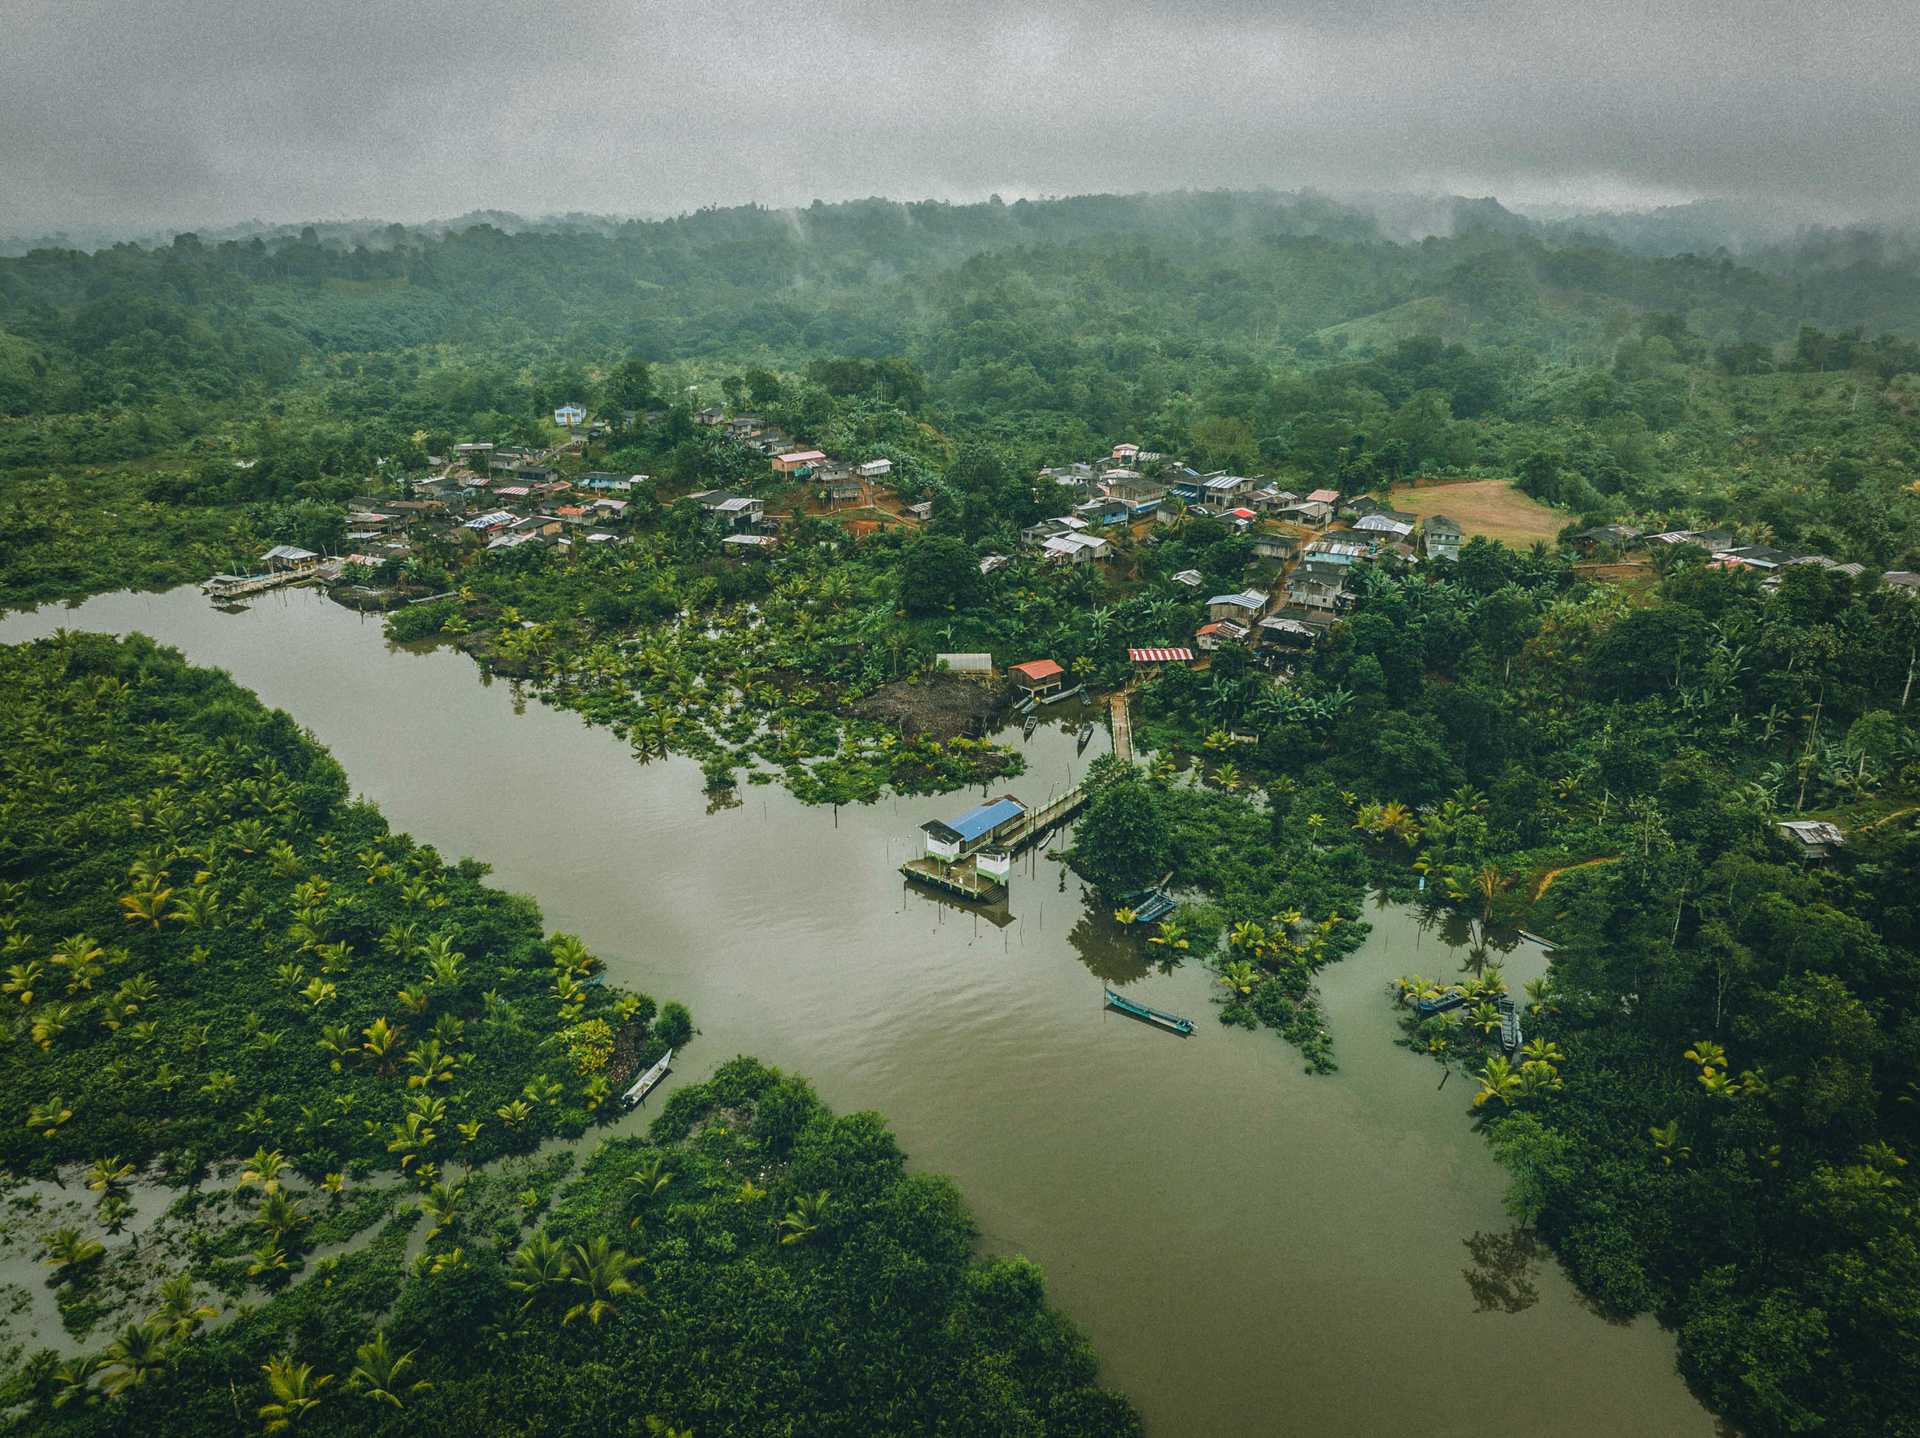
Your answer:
[1110,691,1134,763]
[203,564,340,601]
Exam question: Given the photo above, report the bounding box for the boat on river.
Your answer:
[622,1048,674,1105]
[1103,986,1194,1036]
[1023,713,1040,738]
[1076,721,1094,749]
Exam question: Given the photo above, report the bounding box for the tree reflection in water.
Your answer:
[1462,1228,1542,1314]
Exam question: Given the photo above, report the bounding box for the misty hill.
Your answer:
[3,189,1920,431]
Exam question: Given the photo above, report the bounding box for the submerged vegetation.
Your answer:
[3,189,1920,1433]
[0,635,1135,1432]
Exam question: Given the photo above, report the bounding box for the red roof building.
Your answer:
[1009,659,1065,694]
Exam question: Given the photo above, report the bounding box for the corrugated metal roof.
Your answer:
[1129,647,1194,662]
[925,796,1026,844]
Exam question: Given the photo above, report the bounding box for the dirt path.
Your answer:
[1532,856,1618,900]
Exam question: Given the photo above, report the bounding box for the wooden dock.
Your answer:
[1110,691,1134,763]
[202,564,338,601]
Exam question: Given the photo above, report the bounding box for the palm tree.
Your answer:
[1519,1038,1565,1067]
[240,1147,290,1194]
[50,1352,104,1409]
[50,934,106,991]
[419,1181,464,1240]
[1648,1120,1691,1167]
[779,1189,835,1246]
[100,1321,170,1396]
[360,1017,407,1074]
[1470,1001,1503,1036]
[28,1097,74,1138]
[406,1039,456,1089]
[31,1001,78,1050]
[151,1272,217,1340]
[1523,977,1553,1016]
[3,960,43,1004]
[43,1227,106,1272]
[1218,960,1262,998]
[564,1235,643,1326]
[506,1231,571,1312]
[256,1191,308,1246]
[118,879,173,930]
[258,1353,332,1433]
[349,1329,431,1410]
[625,1154,673,1231]
[1149,920,1189,952]
[1473,1056,1523,1107]
[1684,1039,1727,1072]
[87,1156,135,1198]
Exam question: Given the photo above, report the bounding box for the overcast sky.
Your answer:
[4,0,1915,233]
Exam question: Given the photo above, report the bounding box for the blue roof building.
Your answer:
[920,795,1027,860]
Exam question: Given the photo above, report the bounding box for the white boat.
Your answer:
[622,1048,674,1106]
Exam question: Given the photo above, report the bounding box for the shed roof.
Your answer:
[1010,659,1064,682]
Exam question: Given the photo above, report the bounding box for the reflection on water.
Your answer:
[0,587,1717,1438]
[1463,1227,1544,1314]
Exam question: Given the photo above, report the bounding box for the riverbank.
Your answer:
[0,586,1716,1437]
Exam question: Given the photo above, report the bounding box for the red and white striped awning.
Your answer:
[1128,647,1194,663]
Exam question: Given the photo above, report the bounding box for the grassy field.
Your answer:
[1388,478,1566,546]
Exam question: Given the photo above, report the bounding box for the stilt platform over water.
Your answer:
[900,785,1092,898]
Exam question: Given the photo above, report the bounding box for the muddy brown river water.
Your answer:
[0,587,1715,1437]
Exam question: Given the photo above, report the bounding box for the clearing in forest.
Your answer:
[1389,479,1565,547]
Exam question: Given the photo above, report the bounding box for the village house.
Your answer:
[1252,530,1301,563]
[1039,462,1098,497]
[1883,570,1920,591]
[1256,614,1319,653]
[588,498,629,523]
[1102,469,1166,505]
[1111,442,1141,464]
[1073,496,1131,526]
[1718,544,1792,572]
[1647,528,1736,553]
[921,795,1028,863]
[905,500,933,521]
[1288,559,1350,612]
[1248,486,1299,514]
[724,413,763,439]
[772,449,826,477]
[691,492,766,530]
[553,403,587,426]
[577,472,640,493]
[1021,515,1091,549]
[1778,819,1845,861]
[1568,522,1643,553]
[978,554,1010,575]
[1009,660,1066,698]
[1195,619,1250,651]
[1042,532,1111,565]
[857,458,893,481]
[1351,511,1417,543]
[262,545,319,572]
[1202,474,1257,505]
[720,533,777,558]
[1275,499,1334,529]
[1171,569,1203,588]
[462,510,520,536]
[1207,588,1270,625]
[554,505,594,527]
[696,406,725,426]
[1423,514,1463,561]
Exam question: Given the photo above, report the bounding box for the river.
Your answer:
[0,586,1715,1437]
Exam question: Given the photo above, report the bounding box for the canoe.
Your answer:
[1103,986,1194,1036]
[1076,722,1094,749]
[622,1047,674,1105]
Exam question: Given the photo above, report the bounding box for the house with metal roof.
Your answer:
[1778,820,1845,861]
[1206,589,1270,624]
[1010,659,1065,696]
[921,795,1028,862]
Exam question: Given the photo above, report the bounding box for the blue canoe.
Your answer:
[1104,987,1195,1036]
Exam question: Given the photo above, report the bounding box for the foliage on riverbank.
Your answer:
[9,1056,1140,1436]
[1068,753,1371,1071]
[1232,542,1920,1438]
[0,632,681,1186]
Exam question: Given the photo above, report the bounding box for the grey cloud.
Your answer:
[1,0,1913,233]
